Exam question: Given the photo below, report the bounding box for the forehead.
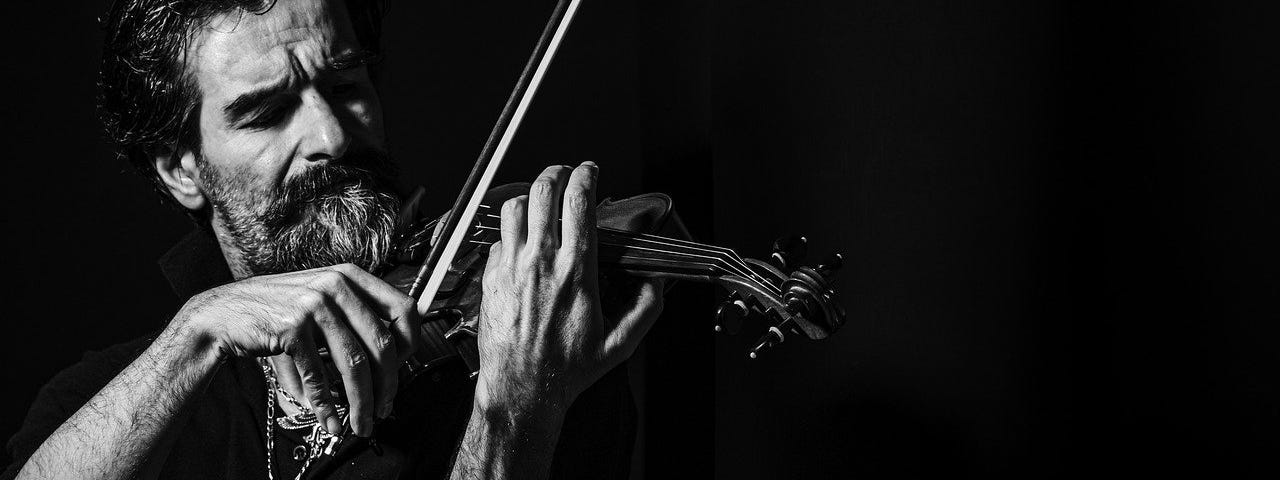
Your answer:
[190,0,358,95]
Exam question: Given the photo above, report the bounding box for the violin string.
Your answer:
[469,225,782,297]
[464,237,790,316]
[469,226,731,273]
[469,223,773,293]
[597,232,772,291]
[610,229,774,289]
[471,211,761,281]
[419,203,781,295]
[473,208,756,274]
[469,210,780,294]
[466,240,723,275]
[598,229,777,291]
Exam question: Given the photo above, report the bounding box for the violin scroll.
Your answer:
[714,236,848,359]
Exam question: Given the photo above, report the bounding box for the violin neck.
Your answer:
[463,226,740,282]
[454,211,750,283]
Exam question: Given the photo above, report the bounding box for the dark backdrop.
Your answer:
[4,0,1280,478]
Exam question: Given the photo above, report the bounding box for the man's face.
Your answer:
[188,0,400,275]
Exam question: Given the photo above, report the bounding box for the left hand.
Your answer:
[474,162,664,419]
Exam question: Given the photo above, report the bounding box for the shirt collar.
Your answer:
[158,228,234,302]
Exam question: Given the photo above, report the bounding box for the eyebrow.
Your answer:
[221,50,381,124]
[222,75,292,124]
[329,49,383,71]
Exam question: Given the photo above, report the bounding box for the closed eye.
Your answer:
[240,95,300,130]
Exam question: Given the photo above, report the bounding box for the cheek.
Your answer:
[196,142,277,202]
[198,156,267,203]
[199,118,294,189]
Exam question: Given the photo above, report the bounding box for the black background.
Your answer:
[4,0,1280,477]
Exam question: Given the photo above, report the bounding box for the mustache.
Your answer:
[276,149,399,207]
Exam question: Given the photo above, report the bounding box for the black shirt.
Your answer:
[2,229,636,479]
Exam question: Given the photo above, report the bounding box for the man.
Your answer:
[3,0,663,478]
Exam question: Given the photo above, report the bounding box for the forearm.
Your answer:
[449,402,566,480]
[17,319,223,480]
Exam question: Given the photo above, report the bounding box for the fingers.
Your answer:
[273,265,418,429]
[279,264,422,362]
[485,241,505,276]
[288,327,346,436]
[527,165,573,248]
[224,265,425,438]
[561,162,599,261]
[500,196,528,263]
[306,270,400,421]
[307,299,376,437]
[604,278,665,364]
[324,264,422,363]
[271,358,305,404]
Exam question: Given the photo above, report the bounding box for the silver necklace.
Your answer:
[259,359,347,480]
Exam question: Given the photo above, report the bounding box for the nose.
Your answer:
[299,88,350,163]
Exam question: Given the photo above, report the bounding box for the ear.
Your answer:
[153,145,207,211]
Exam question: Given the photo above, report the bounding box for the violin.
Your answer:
[384,0,846,369]
[379,183,848,366]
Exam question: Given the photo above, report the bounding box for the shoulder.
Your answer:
[1,334,159,479]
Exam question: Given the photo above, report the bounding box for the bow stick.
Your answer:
[408,0,585,315]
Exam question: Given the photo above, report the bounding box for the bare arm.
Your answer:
[450,403,566,479]
[16,318,221,480]
[16,264,421,480]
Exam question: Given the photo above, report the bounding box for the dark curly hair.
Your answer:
[97,0,384,210]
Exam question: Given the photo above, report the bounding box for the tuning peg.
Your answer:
[715,298,748,335]
[770,235,808,269]
[816,253,844,278]
[748,326,786,359]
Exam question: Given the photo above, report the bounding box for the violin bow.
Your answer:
[408,0,585,315]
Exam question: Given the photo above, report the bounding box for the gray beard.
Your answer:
[200,158,401,276]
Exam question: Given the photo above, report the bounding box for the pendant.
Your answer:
[304,423,344,458]
[276,404,350,430]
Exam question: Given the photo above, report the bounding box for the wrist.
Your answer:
[473,393,568,436]
[164,305,226,366]
[474,379,573,425]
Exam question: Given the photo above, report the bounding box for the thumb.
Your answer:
[604,278,665,365]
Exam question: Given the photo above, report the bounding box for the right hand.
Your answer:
[175,263,421,437]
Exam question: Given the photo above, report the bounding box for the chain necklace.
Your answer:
[259,359,347,480]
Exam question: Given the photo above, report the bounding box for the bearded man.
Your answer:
[2,0,662,478]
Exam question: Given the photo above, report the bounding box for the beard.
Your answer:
[198,149,402,276]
